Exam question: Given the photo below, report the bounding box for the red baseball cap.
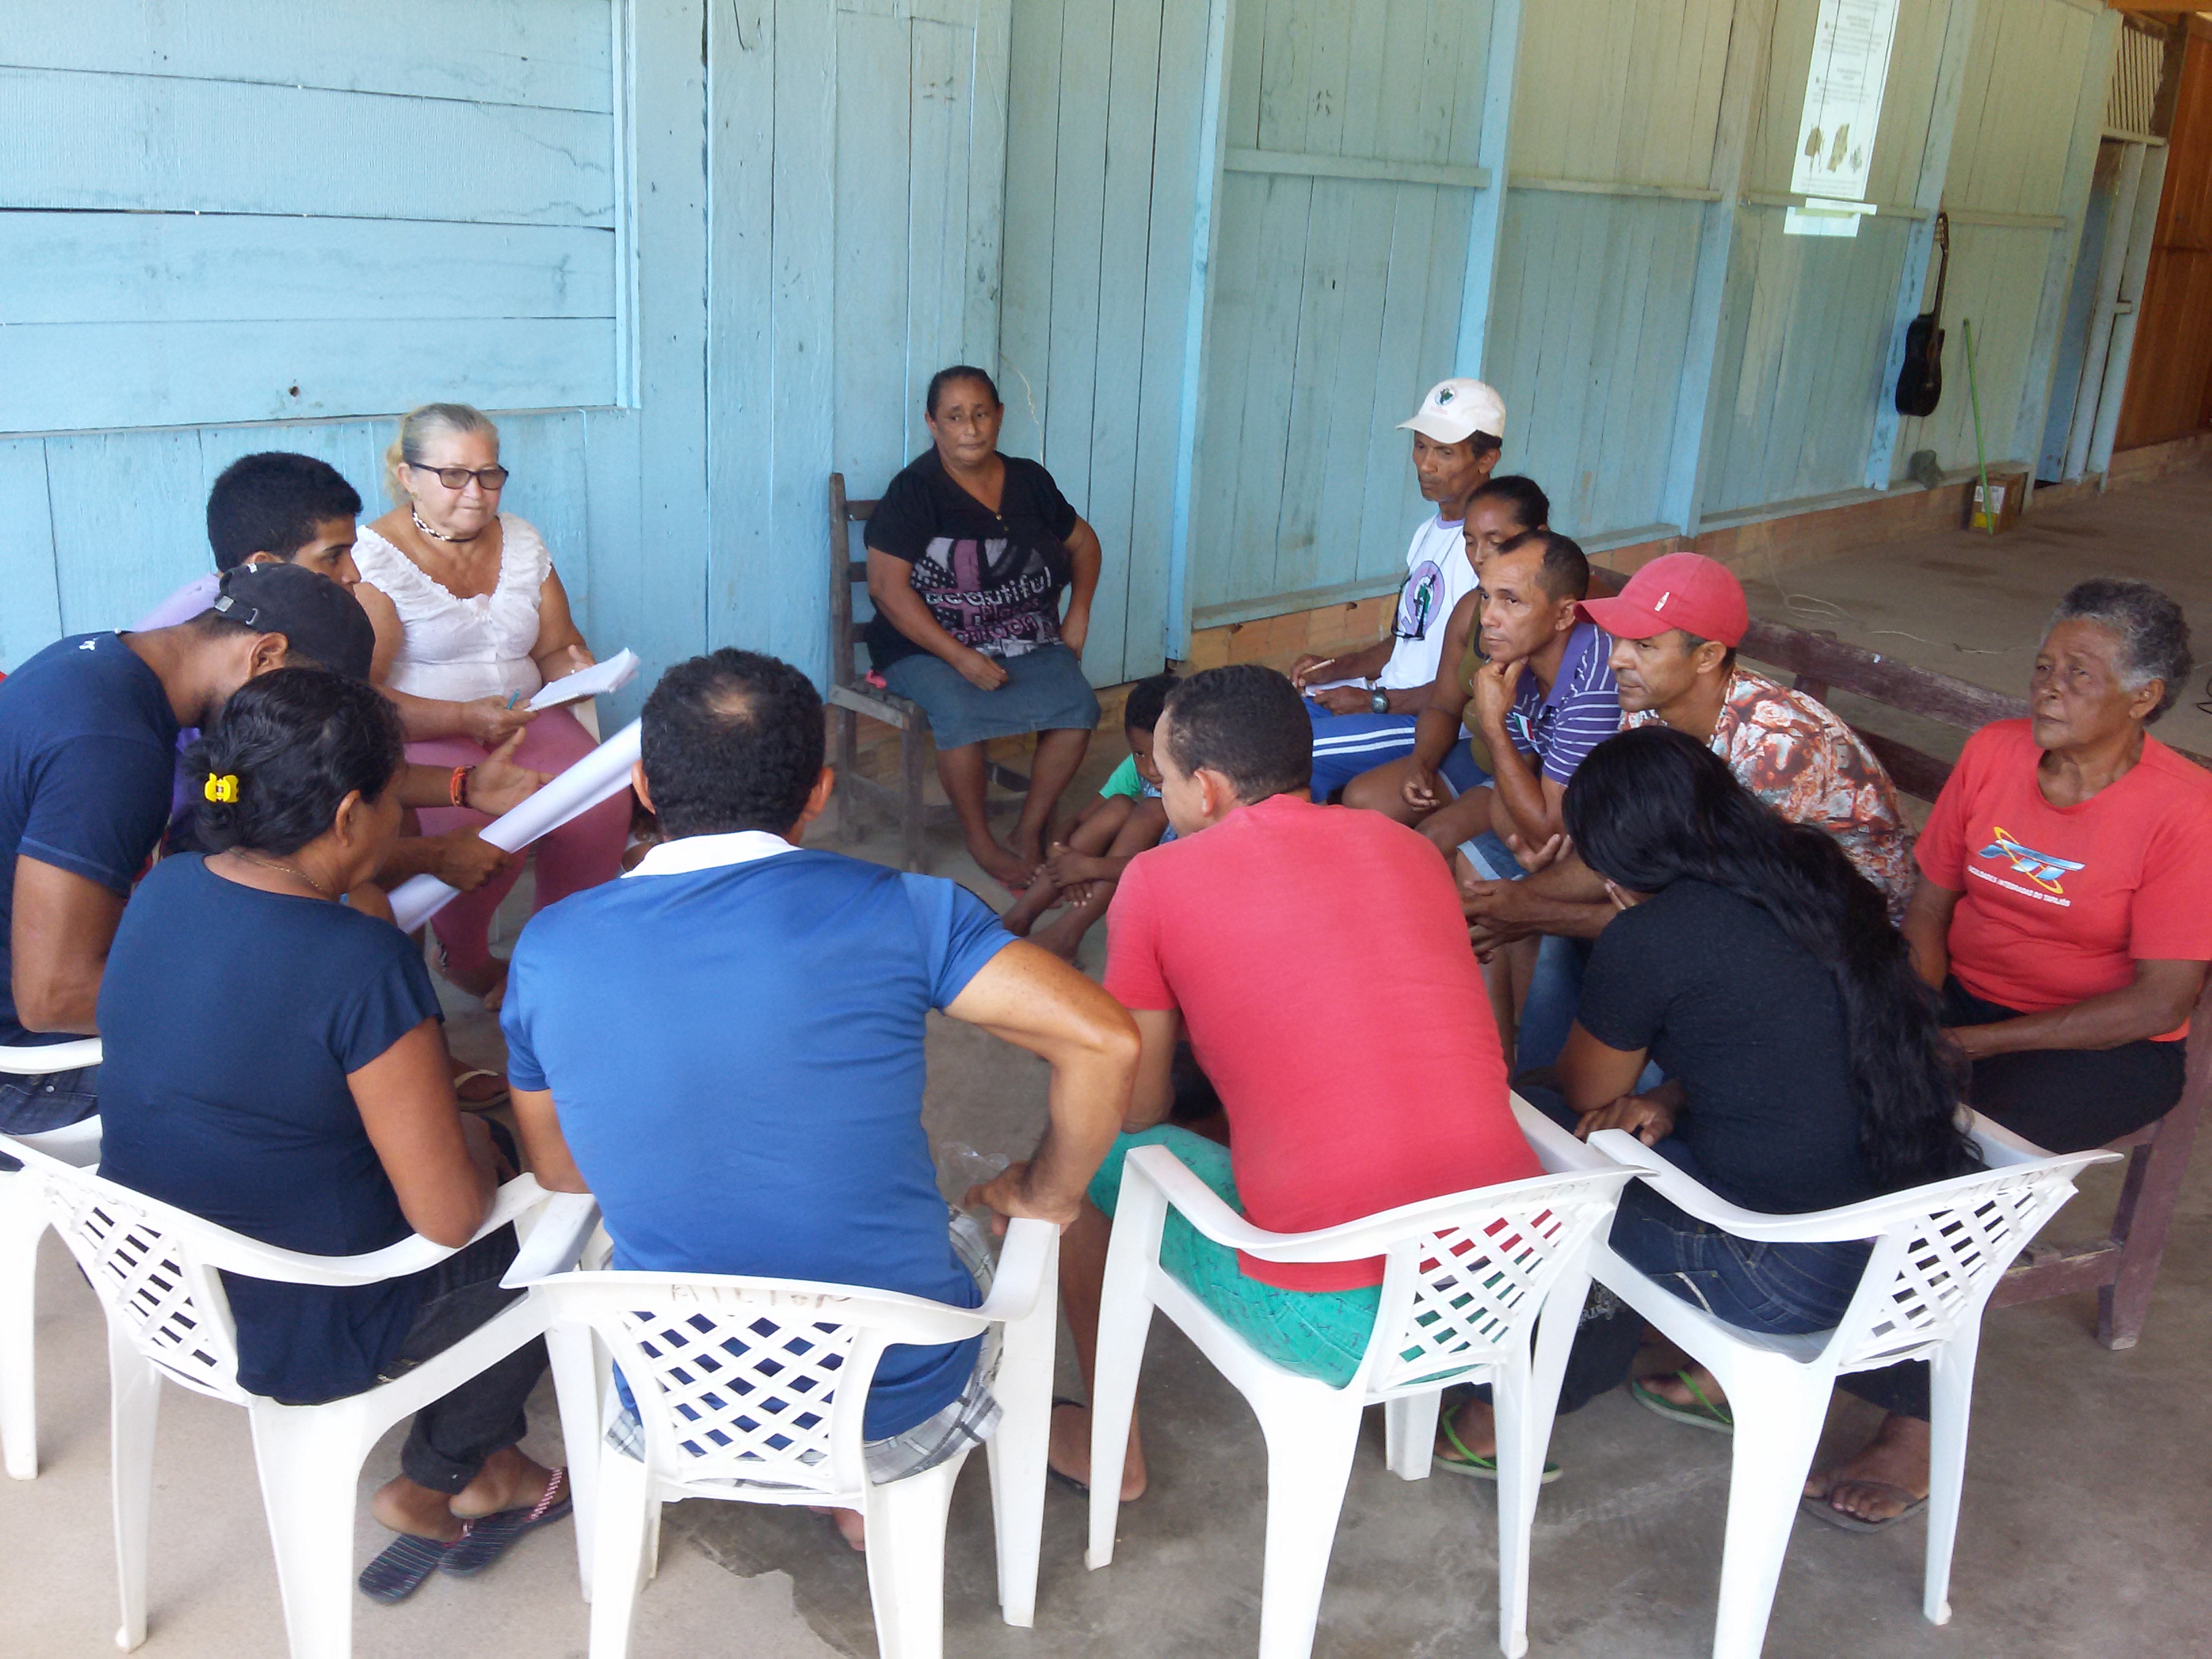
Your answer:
[1578,552,1748,647]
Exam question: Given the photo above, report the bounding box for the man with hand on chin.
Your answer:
[1461,554,1912,984]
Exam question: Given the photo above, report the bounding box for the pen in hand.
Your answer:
[505,691,523,710]
[1298,656,1335,690]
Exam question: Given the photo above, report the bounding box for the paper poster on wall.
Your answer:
[1789,0,1902,207]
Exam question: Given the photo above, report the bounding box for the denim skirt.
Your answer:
[882,642,1101,750]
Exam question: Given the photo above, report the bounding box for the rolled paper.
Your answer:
[390,718,641,934]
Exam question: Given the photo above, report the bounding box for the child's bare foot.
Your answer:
[1002,872,1060,937]
[1050,1401,1146,1500]
[1804,1411,1931,1523]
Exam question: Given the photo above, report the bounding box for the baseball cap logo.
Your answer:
[1655,592,1670,610]
[1436,387,1455,404]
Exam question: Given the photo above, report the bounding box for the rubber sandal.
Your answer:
[1434,1410,1562,1484]
[451,1068,510,1115]
[439,1468,572,1577]
[1630,1370,1734,1433]
[1799,1480,1929,1534]
[357,1532,454,1602]
[1046,1397,1091,1499]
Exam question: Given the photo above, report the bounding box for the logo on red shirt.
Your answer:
[1975,825,2085,895]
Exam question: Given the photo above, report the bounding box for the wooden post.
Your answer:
[1454,0,1525,381]
[1864,0,1982,492]
[1162,0,1233,663]
[1658,0,1776,539]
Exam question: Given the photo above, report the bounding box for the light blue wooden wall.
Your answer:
[998,0,1216,680]
[1187,0,1492,617]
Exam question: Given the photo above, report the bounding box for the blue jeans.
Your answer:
[1458,833,1584,1073]
[1520,1090,1874,1413]
[0,1065,99,1135]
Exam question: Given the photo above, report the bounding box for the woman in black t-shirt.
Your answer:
[1435,726,1972,1489]
[96,670,567,1602]
[865,365,1103,888]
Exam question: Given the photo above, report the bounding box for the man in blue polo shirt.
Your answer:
[0,563,376,1134]
[504,649,1135,1549]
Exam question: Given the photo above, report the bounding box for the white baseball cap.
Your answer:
[1398,377,1507,445]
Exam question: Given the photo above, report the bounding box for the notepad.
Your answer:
[528,649,640,712]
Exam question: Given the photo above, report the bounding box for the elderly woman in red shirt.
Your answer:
[1808,577,2212,1530]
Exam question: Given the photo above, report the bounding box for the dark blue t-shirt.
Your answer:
[96,857,446,1404]
[501,838,1015,1439]
[0,634,180,1047]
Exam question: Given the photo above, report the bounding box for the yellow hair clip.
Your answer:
[204,773,241,804]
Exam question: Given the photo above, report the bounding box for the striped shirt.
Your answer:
[1506,622,1623,785]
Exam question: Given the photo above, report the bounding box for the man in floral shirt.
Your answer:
[1462,554,1913,951]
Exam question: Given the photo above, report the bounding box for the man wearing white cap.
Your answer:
[1288,377,1505,801]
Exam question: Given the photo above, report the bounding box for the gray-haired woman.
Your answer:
[1803,577,2212,1529]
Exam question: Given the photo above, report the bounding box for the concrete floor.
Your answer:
[7,471,2211,1656]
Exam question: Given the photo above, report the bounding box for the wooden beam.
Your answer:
[1865,0,1982,492]
[1454,0,1525,380]
[1225,147,1490,190]
[1658,0,1774,538]
[1161,0,1233,661]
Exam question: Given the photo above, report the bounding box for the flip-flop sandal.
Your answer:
[1799,1480,1929,1534]
[358,1532,455,1602]
[438,1468,573,1577]
[451,1068,511,1115]
[1046,1397,1093,1500]
[1434,1410,1562,1485]
[1630,1370,1734,1434]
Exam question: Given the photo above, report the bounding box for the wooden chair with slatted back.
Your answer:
[827,474,1031,873]
[1733,614,2209,1351]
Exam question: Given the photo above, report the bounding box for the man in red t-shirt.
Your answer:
[1036,664,1539,1499]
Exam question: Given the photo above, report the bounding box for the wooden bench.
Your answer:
[826,473,1030,873]
[1735,616,2208,1351]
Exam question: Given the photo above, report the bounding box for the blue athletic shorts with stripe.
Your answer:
[1304,701,1489,804]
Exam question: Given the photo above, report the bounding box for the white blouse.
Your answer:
[354,514,554,704]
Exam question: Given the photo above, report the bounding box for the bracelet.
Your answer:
[449,766,474,810]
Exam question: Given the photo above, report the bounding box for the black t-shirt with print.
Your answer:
[863,447,1080,670]
[1577,878,1877,1215]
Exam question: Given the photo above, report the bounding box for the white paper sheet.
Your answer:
[527,649,638,712]
[1788,0,1901,205]
[390,718,642,933]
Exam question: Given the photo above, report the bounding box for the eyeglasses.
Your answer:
[410,464,510,491]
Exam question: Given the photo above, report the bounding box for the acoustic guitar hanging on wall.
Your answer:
[1894,211,1950,417]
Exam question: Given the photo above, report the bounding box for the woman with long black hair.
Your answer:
[1435,723,1973,1483]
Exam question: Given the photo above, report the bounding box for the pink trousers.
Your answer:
[407,706,632,983]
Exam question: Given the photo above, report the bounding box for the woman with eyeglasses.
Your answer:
[354,403,628,1010]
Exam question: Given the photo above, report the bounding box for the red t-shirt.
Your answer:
[1917,720,2212,1038]
[1103,794,1538,1291]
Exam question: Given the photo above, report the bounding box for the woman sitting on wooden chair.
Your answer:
[863,366,1105,890]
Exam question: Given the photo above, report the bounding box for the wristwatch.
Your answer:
[1369,687,1391,714]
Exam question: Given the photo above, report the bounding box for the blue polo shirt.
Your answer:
[0,634,180,1047]
[501,832,1016,1439]
[1506,621,1622,785]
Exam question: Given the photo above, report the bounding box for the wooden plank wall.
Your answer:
[1183,0,1491,617]
[714,0,1013,687]
[0,0,620,432]
[999,0,1224,683]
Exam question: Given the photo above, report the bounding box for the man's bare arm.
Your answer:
[9,857,127,1034]
[949,941,1139,1225]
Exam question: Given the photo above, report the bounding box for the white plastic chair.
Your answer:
[3,1136,558,1658]
[0,1035,102,1479]
[1519,1107,2114,1659]
[522,1216,1061,1659]
[1084,1106,1638,1659]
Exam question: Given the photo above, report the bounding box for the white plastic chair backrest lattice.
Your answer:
[1120,1143,1638,1399]
[17,1144,550,1404]
[1584,1124,2116,1376]
[530,1259,1020,1502]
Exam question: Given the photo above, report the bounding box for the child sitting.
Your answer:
[1003,673,1177,959]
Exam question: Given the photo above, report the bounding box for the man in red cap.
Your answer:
[1462,552,1912,960]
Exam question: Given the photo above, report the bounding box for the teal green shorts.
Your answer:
[1088,1126,1378,1389]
